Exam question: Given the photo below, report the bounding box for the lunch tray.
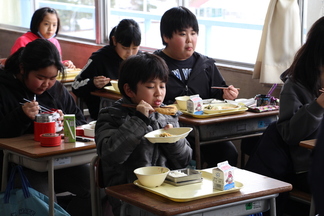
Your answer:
[134,171,243,202]
[181,106,248,118]
[104,86,121,94]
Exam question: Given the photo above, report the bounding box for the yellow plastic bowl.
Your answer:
[175,96,190,110]
[110,80,119,92]
[134,166,170,188]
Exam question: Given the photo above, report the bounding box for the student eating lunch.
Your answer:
[154,6,239,168]
[0,39,91,216]
[95,52,193,215]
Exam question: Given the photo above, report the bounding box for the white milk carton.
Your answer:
[187,94,203,114]
[212,161,235,191]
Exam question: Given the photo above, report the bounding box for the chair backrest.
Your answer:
[94,156,105,188]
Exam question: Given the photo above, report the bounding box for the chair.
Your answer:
[90,155,105,216]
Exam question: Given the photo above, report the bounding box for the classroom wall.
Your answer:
[0,28,282,99]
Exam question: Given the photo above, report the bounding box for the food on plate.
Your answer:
[155,105,178,115]
[168,170,188,177]
[159,132,172,137]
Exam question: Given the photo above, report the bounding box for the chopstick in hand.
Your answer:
[211,87,240,90]
[319,88,324,93]
[22,98,52,112]
[121,104,177,115]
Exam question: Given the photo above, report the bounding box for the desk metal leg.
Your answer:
[49,159,54,216]
[270,197,276,216]
[193,126,201,169]
[1,151,9,191]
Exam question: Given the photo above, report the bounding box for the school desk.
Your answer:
[0,134,96,216]
[91,89,279,168]
[105,167,292,216]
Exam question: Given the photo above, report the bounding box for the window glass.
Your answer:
[0,0,289,65]
[38,0,96,40]
[0,0,95,40]
[107,0,270,64]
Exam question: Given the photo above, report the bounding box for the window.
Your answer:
[0,0,314,66]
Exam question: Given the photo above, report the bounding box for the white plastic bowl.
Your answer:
[175,96,190,110]
[134,166,170,188]
[110,80,119,92]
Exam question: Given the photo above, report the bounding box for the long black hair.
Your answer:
[30,7,60,36]
[286,16,324,96]
[5,39,65,80]
[109,19,141,47]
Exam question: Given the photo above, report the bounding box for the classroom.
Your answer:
[0,0,322,216]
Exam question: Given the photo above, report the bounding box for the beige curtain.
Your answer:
[252,0,301,84]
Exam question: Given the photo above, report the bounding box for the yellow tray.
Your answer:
[181,106,248,118]
[104,86,121,94]
[57,68,81,80]
[134,171,243,202]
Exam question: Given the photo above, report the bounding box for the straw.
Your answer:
[266,84,277,96]
[65,121,75,140]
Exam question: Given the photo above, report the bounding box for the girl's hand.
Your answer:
[136,100,155,117]
[22,101,40,120]
[56,109,64,129]
[223,85,239,100]
[56,109,64,122]
[94,76,111,89]
[63,60,76,69]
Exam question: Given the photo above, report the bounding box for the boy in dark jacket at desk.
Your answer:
[95,52,193,215]
[154,6,239,168]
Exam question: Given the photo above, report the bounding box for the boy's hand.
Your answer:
[223,85,239,100]
[163,124,173,130]
[136,100,155,117]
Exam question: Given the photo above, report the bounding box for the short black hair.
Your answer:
[118,52,169,99]
[109,19,141,47]
[30,7,60,36]
[160,6,199,46]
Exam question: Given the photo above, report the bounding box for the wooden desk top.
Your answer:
[299,139,315,150]
[91,89,122,101]
[105,168,292,216]
[0,134,96,158]
[90,89,279,124]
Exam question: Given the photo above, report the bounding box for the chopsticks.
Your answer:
[211,87,240,90]
[22,98,52,113]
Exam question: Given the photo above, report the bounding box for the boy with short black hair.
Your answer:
[154,6,239,168]
[95,52,192,215]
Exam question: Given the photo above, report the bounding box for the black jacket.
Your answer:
[153,50,227,104]
[72,45,141,119]
[0,69,86,138]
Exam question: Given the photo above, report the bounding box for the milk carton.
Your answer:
[64,114,76,143]
[212,161,235,190]
[187,94,203,114]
